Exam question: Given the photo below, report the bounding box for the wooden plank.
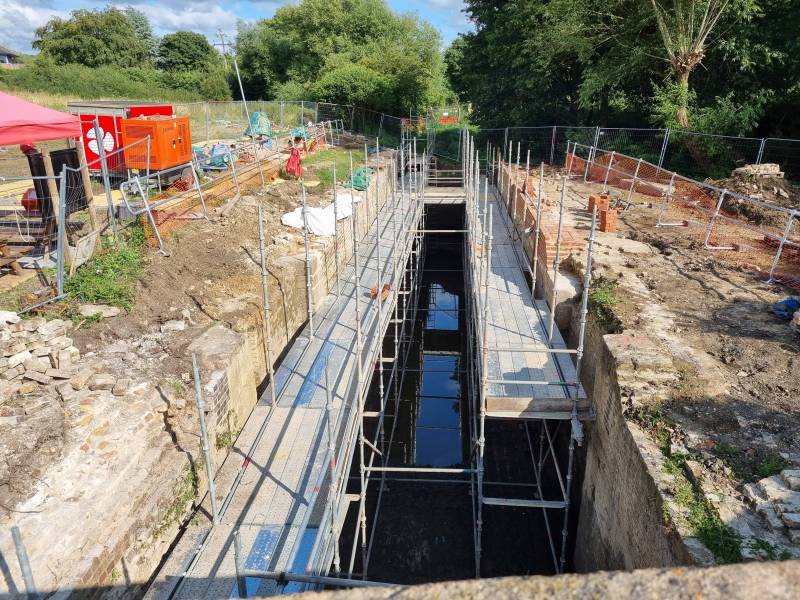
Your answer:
[476,196,588,416]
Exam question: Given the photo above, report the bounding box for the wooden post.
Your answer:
[41,150,60,222]
[41,150,60,255]
[74,140,99,231]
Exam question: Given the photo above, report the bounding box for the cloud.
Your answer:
[0,1,65,53]
[123,3,241,38]
[428,0,464,7]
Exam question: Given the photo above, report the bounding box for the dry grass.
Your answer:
[0,88,80,111]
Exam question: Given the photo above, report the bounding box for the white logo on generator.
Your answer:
[87,126,115,155]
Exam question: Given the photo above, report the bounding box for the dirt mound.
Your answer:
[711,168,799,227]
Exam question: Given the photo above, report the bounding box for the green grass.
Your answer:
[63,225,146,310]
[713,442,790,482]
[588,276,620,332]
[668,468,743,563]
[163,377,187,399]
[154,463,198,540]
[660,437,743,564]
[0,61,211,107]
[215,430,234,450]
[744,538,793,561]
[629,401,675,452]
[303,148,360,190]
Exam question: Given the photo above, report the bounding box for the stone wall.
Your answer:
[287,560,800,600]
[572,322,697,570]
[0,154,397,599]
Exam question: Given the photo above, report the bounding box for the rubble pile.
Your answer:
[0,312,80,399]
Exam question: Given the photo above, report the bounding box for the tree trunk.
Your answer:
[675,68,691,128]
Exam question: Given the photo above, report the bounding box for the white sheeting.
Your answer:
[281,190,363,235]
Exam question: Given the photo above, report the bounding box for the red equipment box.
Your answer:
[68,101,173,171]
[120,116,192,171]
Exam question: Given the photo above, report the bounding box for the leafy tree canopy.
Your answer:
[236,0,449,114]
[447,0,800,137]
[158,31,218,72]
[123,6,158,62]
[33,7,151,68]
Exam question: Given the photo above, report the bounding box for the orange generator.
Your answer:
[120,115,192,171]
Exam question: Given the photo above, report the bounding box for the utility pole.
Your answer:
[215,30,230,70]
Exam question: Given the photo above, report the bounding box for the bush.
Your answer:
[273,80,309,102]
[64,226,146,309]
[0,57,230,102]
[312,63,390,111]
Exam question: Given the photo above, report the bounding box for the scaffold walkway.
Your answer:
[462,131,597,577]
[476,194,589,419]
[171,145,424,599]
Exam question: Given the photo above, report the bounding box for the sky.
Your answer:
[2,0,472,55]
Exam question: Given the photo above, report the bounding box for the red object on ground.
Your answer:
[286,147,302,178]
[0,91,81,145]
[68,101,173,171]
[600,208,618,233]
[21,188,38,212]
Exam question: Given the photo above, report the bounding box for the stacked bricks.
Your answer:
[0,311,79,404]
[501,162,589,267]
[600,208,619,233]
[588,193,610,213]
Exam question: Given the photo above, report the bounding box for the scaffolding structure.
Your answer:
[214,128,430,596]
[177,123,598,597]
[461,131,597,576]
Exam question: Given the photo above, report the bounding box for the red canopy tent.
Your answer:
[0,91,81,146]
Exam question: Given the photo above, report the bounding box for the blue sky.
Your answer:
[2,1,472,55]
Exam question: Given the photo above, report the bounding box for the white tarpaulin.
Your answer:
[281,190,363,235]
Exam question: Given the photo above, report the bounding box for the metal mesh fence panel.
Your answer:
[379,114,403,148]
[570,142,800,291]
[597,128,666,165]
[473,129,506,163]
[431,126,462,161]
[554,126,597,165]
[662,131,763,180]
[174,102,208,143]
[761,138,800,182]
[317,103,354,131]
[506,126,556,165]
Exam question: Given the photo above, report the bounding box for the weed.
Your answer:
[663,452,689,476]
[659,428,742,563]
[745,538,792,561]
[588,277,620,332]
[64,225,146,310]
[215,430,233,450]
[164,377,187,398]
[628,401,675,453]
[756,453,790,479]
[668,469,742,563]
[671,358,703,400]
[713,442,789,483]
[154,464,198,540]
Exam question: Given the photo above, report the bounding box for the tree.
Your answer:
[313,63,390,108]
[447,0,800,139]
[32,8,150,68]
[158,31,217,72]
[235,0,448,113]
[123,7,158,63]
[648,0,736,127]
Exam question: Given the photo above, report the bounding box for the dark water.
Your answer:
[341,205,571,584]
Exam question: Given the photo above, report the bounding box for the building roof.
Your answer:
[0,45,19,57]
